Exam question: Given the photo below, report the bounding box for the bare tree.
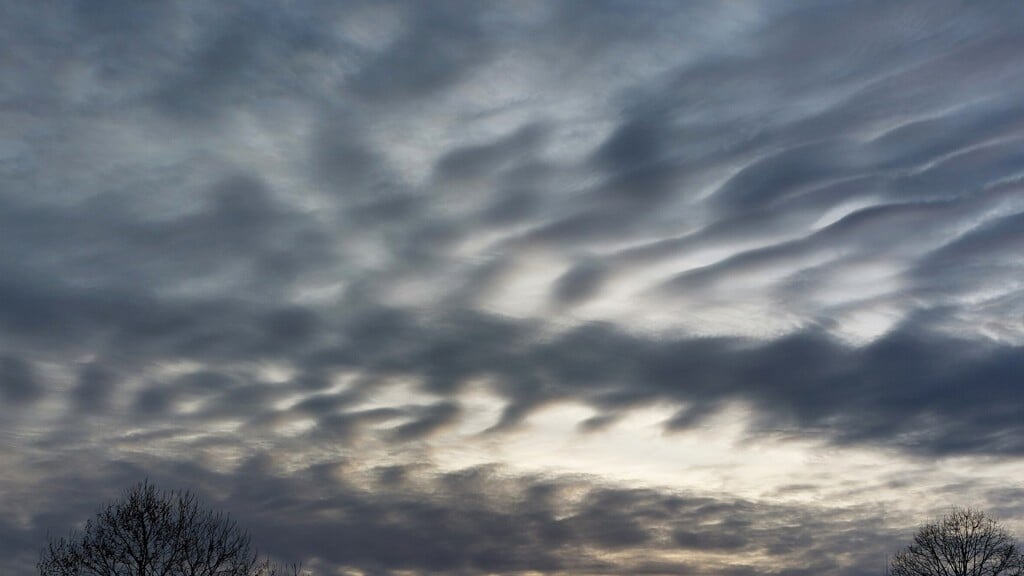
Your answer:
[39,480,302,576]
[887,508,1024,576]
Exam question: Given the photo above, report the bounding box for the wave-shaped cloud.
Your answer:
[4,1,1024,574]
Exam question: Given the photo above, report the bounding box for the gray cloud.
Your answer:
[300,309,1024,456]
[18,284,1018,457]
[390,400,461,442]
[346,0,500,103]
[73,362,118,412]
[5,1,1024,574]
[0,355,42,405]
[0,453,901,576]
[551,259,607,306]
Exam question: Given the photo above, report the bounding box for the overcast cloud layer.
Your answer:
[3,1,1024,574]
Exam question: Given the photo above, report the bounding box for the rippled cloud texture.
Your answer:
[4,1,1024,574]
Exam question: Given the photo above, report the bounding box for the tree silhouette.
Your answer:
[886,508,1024,576]
[38,480,301,576]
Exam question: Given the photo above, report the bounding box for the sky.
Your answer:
[3,1,1024,574]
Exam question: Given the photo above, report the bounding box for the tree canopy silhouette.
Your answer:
[38,480,300,576]
[886,508,1024,576]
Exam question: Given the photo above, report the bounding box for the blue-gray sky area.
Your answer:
[3,1,1024,574]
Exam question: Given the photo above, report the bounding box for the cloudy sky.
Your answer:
[3,1,1024,574]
